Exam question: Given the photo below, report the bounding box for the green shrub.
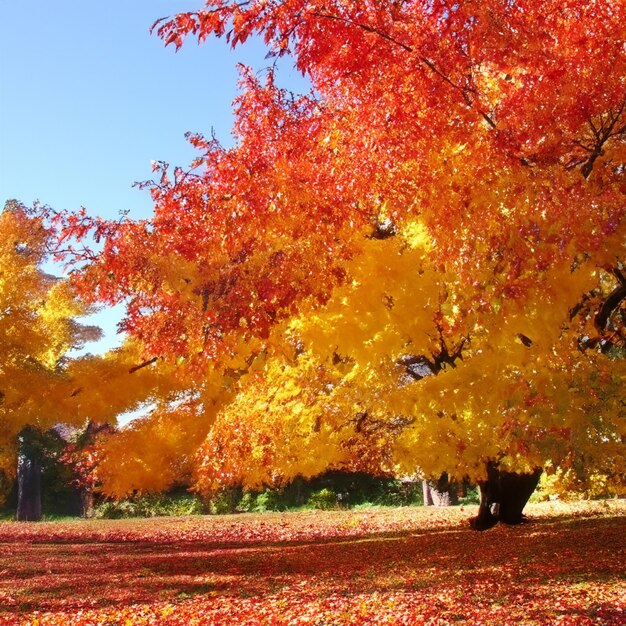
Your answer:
[94,500,124,519]
[92,474,466,519]
[208,488,242,515]
[458,486,480,506]
[238,491,258,512]
[373,486,405,507]
[373,480,423,507]
[307,488,338,510]
[94,499,143,519]
[529,487,550,504]
[235,486,303,512]
[161,493,205,516]
[254,488,287,512]
[94,492,205,519]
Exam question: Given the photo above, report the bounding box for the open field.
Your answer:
[0,501,624,625]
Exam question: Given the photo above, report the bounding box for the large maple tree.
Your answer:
[60,1,625,526]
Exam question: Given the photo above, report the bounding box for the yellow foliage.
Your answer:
[0,206,174,486]
[181,207,626,495]
[0,207,86,443]
[194,351,353,494]
[95,400,219,498]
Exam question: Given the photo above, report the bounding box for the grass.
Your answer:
[0,500,624,625]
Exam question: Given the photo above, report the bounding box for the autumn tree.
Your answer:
[0,201,171,519]
[59,1,626,526]
[0,201,94,519]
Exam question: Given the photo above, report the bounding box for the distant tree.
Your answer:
[0,202,167,519]
[58,421,113,517]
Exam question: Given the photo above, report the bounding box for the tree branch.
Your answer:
[312,12,496,129]
[581,102,625,178]
[128,356,159,374]
[595,283,626,331]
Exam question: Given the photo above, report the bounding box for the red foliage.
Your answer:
[0,501,624,625]
[59,445,99,492]
[55,1,626,368]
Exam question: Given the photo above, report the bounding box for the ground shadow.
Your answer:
[0,512,624,620]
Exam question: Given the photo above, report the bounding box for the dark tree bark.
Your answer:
[15,425,52,522]
[65,486,94,518]
[16,455,42,521]
[470,464,542,531]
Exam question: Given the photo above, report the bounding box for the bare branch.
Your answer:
[595,283,626,331]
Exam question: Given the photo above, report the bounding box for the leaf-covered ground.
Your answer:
[0,501,624,625]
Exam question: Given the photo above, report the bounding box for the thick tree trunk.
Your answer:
[16,455,42,521]
[422,480,434,506]
[422,473,458,506]
[66,486,94,517]
[470,464,542,531]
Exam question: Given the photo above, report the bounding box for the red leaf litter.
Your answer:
[0,501,624,625]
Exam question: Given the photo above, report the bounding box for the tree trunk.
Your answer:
[422,473,458,506]
[80,487,94,518]
[16,455,42,521]
[470,464,542,531]
[422,480,434,506]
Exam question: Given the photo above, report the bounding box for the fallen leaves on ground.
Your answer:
[0,500,624,625]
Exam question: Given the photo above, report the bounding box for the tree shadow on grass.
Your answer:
[0,513,624,620]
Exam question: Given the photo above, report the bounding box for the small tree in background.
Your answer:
[1,201,170,520]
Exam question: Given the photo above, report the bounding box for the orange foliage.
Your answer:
[55,1,626,496]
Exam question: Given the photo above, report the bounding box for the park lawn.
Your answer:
[0,501,624,625]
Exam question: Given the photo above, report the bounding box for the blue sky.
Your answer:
[0,0,307,352]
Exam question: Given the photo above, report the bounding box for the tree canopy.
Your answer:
[52,1,625,500]
[0,202,94,480]
[0,202,170,499]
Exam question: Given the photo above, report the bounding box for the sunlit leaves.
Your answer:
[51,1,626,497]
[0,206,91,445]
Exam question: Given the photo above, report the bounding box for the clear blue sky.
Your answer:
[0,0,307,352]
